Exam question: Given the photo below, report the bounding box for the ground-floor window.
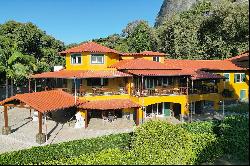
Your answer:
[145,103,167,117]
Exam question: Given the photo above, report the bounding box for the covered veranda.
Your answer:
[0,90,85,144]
[29,69,133,96]
[78,99,141,128]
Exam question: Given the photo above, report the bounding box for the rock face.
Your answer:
[155,0,198,27]
[154,0,248,27]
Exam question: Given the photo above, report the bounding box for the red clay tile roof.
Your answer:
[164,59,245,71]
[0,90,85,113]
[122,51,166,56]
[79,99,140,110]
[31,70,132,79]
[127,69,194,76]
[227,51,249,61]
[191,71,225,80]
[110,58,180,70]
[59,42,119,54]
[227,51,249,69]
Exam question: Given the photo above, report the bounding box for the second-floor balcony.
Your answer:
[52,86,128,97]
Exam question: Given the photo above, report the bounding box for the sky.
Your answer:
[0,0,163,45]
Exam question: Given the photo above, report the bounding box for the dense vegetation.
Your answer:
[0,113,248,165]
[93,0,249,60]
[0,21,65,96]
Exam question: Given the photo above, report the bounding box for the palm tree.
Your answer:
[0,39,36,98]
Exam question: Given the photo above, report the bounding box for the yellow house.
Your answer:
[30,42,249,127]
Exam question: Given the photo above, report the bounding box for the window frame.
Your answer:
[234,73,246,83]
[91,54,104,64]
[153,56,160,62]
[70,53,82,65]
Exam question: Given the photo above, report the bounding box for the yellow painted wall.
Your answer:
[66,52,120,70]
[216,70,249,100]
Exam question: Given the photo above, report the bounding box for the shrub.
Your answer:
[179,120,219,135]
[41,148,132,165]
[130,120,195,165]
[180,121,223,164]
[0,133,132,165]
[225,103,249,114]
[218,115,249,161]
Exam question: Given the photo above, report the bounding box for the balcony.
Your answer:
[132,85,218,97]
[52,86,128,97]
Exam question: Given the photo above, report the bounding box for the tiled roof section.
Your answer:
[127,69,194,76]
[122,51,166,56]
[79,99,140,110]
[59,42,119,54]
[110,58,180,70]
[0,90,85,113]
[164,59,245,71]
[31,70,132,79]
[191,71,225,80]
[227,51,249,69]
[227,51,249,61]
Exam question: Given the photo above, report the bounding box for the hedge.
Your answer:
[218,115,249,161]
[0,133,132,165]
[41,148,132,165]
[129,120,196,165]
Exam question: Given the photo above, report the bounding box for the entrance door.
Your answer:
[163,102,171,116]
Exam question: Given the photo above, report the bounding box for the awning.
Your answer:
[0,90,85,113]
[79,99,140,110]
[30,70,132,79]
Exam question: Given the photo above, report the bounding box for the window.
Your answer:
[71,54,81,64]
[223,73,230,82]
[153,56,160,62]
[234,73,246,83]
[87,78,108,86]
[163,77,173,86]
[91,54,104,64]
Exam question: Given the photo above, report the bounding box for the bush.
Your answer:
[0,133,132,165]
[41,148,132,165]
[225,103,249,114]
[180,121,223,164]
[180,121,218,135]
[218,115,249,161]
[130,120,195,165]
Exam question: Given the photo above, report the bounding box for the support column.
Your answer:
[85,110,88,128]
[36,111,45,144]
[2,105,11,135]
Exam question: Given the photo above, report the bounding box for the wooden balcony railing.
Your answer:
[132,85,218,97]
[51,87,128,97]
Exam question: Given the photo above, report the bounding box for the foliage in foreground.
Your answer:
[218,115,249,161]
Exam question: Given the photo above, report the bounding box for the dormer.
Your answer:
[59,42,120,70]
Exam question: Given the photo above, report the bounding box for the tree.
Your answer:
[0,39,36,97]
[127,21,158,53]
[157,0,249,59]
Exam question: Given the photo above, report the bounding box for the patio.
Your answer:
[0,106,134,154]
